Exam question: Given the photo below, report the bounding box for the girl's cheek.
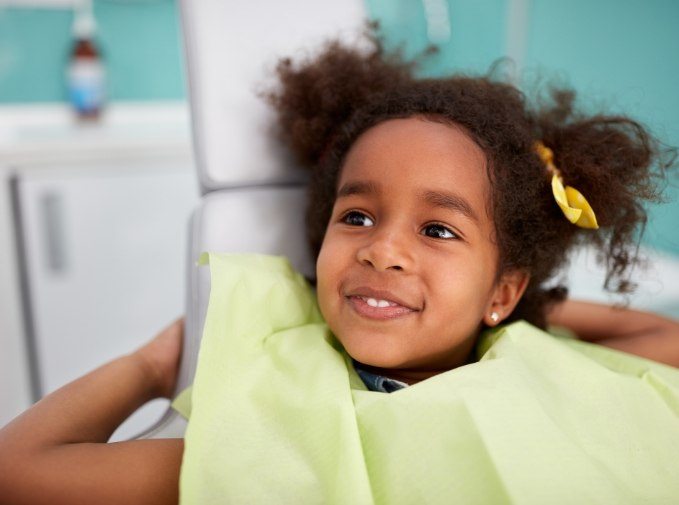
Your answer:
[316,233,350,304]
[314,262,336,327]
[315,242,334,294]
[317,228,342,268]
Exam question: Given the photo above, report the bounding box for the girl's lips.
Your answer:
[345,287,420,311]
[346,295,418,320]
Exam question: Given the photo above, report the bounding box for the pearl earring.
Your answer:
[490,312,500,323]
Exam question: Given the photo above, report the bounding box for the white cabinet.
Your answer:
[0,103,199,441]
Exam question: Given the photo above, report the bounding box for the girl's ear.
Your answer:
[483,269,530,326]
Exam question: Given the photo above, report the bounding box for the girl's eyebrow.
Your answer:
[421,190,478,223]
[336,180,379,198]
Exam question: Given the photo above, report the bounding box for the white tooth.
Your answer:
[366,298,378,307]
[377,300,390,308]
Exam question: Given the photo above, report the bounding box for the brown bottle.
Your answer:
[67,7,105,120]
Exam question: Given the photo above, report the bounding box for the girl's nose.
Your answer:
[356,228,414,272]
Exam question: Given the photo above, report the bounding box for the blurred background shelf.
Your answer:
[0,102,192,163]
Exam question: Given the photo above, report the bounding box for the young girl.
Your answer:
[1,34,679,504]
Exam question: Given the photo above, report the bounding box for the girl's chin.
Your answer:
[341,341,412,369]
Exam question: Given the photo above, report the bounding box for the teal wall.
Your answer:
[0,1,185,102]
[2,0,678,255]
[364,0,507,76]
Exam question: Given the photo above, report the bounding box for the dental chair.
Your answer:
[135,0,679,441]
[134,0,366,439]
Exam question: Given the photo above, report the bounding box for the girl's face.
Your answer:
[316,117,527,380]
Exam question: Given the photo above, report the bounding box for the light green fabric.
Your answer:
[171,385,192,420]
[179,253,679,504]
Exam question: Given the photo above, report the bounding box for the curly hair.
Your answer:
[264,33,674,329]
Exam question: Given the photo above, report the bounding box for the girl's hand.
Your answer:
[133,318,184,399]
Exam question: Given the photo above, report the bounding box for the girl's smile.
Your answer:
[346,287,420,319]
[316,116,529,383]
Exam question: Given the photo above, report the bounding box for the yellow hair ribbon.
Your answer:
[535,141,599,229]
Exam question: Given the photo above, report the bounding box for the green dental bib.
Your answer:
[176,253,679,504]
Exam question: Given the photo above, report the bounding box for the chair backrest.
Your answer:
[180,0,367,192]
[135,0,367,439]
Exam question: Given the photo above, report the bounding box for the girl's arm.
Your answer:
[0,319,185,505]
[548,300,679,367]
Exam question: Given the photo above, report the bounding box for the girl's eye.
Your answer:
[422,223,457,239]
[342,211,374,227]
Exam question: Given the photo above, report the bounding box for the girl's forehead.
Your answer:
[339,117,489,204]
[343,117,485,173]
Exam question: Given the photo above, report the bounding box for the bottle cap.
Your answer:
[72,3,97,39]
